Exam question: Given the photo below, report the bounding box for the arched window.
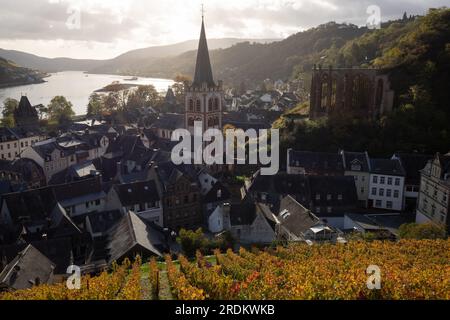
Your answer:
[189,99,194,111]
[376,79,384,108]
[208,99,213,111]
[213,117,219,126]
[214,97,220,110]
[188,117,195,126]
[208,117,214,127]
[321,74,328,110]
[196,99,201,112]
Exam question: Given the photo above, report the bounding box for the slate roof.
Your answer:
[114,180,160,207]
[151,113,185,131]
[230,201,256,226]
[203,181,231,203]
[370,158,406,176]
[341,151,371,172]
[277,196,321,237]
[288,150,344,174]
[0,244,54,291]
[393,153,433,184]
[192,19,216,88]
[107,211,165,262]
[309,176,358,207]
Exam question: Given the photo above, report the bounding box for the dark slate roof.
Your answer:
[277,196,321,237]
[192,19,215,88]
[309,176,358,207]
[107,211,165,262]
[2,187,57,225]
[370,158,406,176]
[245,172,310,209]
[341,151,370,172]
[0,127,18,142]
[0,244,54,290]
[14,96,38,122]
[288,150,344,174]
[114,180,160,207]
[203,181,231,203]
[393,153,432,184]
[72,210,123,235]
[53,176,103,202]
[151,113,185,131]
[0,238,73,274]
[230,201,256,226]
[154,161,199,190]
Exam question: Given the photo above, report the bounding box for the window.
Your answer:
[354,176,358,181]
[386,201,393,209]
[208,99,213,111]
[373,176,378,184]
[327,207,332,213]
[375,200,382,207]
[189,99,194,111]
[95,199,100,206]
[372,188,377,196]
[338,194,343,201]
[394,190,399,198]
[395,178,400,186]
[316,207,321,213]
[380,177,385,184]
[327,194,332,201]
[386,189,392,197]
[379,189,384,197]
[7,144,10,149]
[387,177,393,185]
[196,99,201,112]
[316,194,321,200]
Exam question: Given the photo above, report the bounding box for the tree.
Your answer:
[87,93,103,118]
[126,85,159,109]
[177,228,207,258]
[402,12,408,21]
[1,98,18,127]
[399,223,447,240]
[47,96,75,125]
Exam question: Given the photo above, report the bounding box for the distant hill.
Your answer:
[0,57,47,88]
[0,38,279,75]
[88,38,279,75]
[0,49,101,73]
[114,22,369,85]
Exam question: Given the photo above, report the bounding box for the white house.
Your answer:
[368,159,406,211]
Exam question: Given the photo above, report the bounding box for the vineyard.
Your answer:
[1,240,449,300]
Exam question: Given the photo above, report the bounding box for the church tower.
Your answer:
[185,15,223,134]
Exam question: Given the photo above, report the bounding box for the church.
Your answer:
[185,15,224,134]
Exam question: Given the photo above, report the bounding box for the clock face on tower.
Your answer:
[185,16,223,135]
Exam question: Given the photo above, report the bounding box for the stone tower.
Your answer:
[185,16,223,135]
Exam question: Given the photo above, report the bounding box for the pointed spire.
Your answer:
[192,15,215,88]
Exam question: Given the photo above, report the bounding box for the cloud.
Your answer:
[0,0,447,58]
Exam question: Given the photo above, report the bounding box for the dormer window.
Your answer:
[217,189,222,199]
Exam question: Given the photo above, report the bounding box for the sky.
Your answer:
[0,0,448,60]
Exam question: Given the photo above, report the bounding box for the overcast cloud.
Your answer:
[0,0,448,59]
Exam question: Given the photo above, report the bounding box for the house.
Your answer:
[368,158,406,211]
[341,151,371,207]
[0,127,45,161]
[227,201,276,245]
[244,171,358,228]
[151,162,202,231]
[0,244,55,292]
[107,211,166,263]
[21,133,109,182]
[343,213,409,239]
[415,153,450,230]
[276,195,329,242]
[308,176,358,227]
[151,113,185,140]
[392,153,433,211]
[112,180,163,227]
[287,149,344,176]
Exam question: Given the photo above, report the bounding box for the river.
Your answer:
[0,71,174,115]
